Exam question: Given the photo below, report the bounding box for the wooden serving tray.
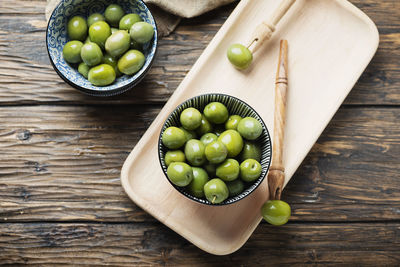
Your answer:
[121,0,378,255]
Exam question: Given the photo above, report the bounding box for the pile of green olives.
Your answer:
[161,101,265,204]
[62,4,155,86]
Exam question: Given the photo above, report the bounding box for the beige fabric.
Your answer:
[45,0,236,36]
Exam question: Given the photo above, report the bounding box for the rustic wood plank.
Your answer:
[0,0,399,105]
[0,106,399,222]
[0,222,399,265]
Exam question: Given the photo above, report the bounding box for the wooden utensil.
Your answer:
[268,39,288,201]
[247,0,296,53]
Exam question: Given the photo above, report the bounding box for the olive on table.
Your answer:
[81,42,103,67]
[89,21,111,49]
[240,159,262,182]
[227,179,244,197]
[227,43,253,70]
[87,13,105,27]
[200,133,218,146]
[88,64,116,86]
[196,115,213,136]
[204,178,229,204]
[237,117,263,140]
[117,50,145,75]
[261,200,291,226]
[180,107,202,130]
[104,4,125,27]
[164,150,185,166]
[179,127,197,142]
[105,30,130,58]
[240,141,262,162]
[103,53,122,77]
[119,13,142,30]
[205,141,227,164]
[187,167,209,198]
[130,21,155,44]
[184,139,206,166]
[62,40,83,64]
[67,16,87,41]
[78,62,90,78]
[167,162,193,187]
[216,158,240,182]
[204,102,229,124]
[162,127,186,149]
[218,130,243,157]
[225,115,242,131]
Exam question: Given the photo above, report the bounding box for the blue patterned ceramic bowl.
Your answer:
[46,0,157,96]
[158,94,272,206]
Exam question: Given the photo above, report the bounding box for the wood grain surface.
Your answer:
[0,0,399,265]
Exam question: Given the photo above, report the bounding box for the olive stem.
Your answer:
[212,195,216,204]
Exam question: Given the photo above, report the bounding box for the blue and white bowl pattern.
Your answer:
[158,94,272,206]
[47,0,157,96]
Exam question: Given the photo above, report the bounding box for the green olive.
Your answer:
[119,13,142,30]
[117,50,145,75]
[105,30,131,58]
[180,107,202,130]
[78,62,90,78]
[104,4,125,27]
[225,115,242,131]
[240,159,262,182]
[67,16,87,41]
[130,21,155,44]
[216,158,240,182]
[205,141,228,164]
[200,133,218,146]
[84,36,92,44]
[218,130,243,157]
[162,127,186,149]
[240,141,261,162]
[62,40,83,63]
[103,53,122,77]
[88,21,111,49]
[227,43,253,70]
[179,127,197,142]
[204,178,229,204]
[237,117,263,140]
[164,150,185,166]
[88,64,116,86]
[204,102,229,124]
[187,167,209,198]
[167,162,193,187]
[111,27,118,34]
[227,179,245,197]
[184,139,206,166]
[87,13,105,27]
[196,115,213,136]
[261,200,291,226]
[80,42,103,67]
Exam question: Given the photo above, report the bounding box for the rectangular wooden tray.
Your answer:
[121,0,379,255]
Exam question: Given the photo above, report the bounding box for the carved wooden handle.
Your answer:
[247,0,296,53]
[268,40,288,200]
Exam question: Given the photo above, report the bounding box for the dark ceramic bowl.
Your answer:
[46,0,157,96]
[158,94,272,205]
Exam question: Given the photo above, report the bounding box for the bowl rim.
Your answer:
[46,0,158,97]
[158,93,272,206]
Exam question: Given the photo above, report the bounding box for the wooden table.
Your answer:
[1,0,399,265]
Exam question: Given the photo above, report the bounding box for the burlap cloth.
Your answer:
[46,0,236,37]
